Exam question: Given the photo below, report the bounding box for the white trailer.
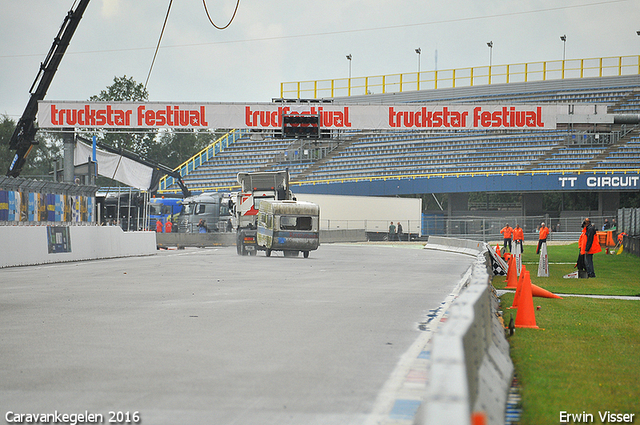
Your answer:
[293,193,422,240]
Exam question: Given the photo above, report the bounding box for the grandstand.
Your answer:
[158,62,640,220]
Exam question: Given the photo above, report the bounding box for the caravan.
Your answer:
[256,200,320,258]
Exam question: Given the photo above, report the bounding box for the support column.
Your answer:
[63,129,75,183]
[447,193,469,216]
[598,192,619,217]
[522,193,544,217]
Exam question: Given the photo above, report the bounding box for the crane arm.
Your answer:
[7,0,91,177]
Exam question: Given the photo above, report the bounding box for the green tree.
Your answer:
[0,115,14,175]
[1,115,62,179]
[89,75,149,102]
[148,129,222,169]
[88,75,152,156]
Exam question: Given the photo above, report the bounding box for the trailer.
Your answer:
[293,193,422,240]
[256,200,320,258]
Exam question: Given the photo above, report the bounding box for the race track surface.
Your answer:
[0,244,474,425]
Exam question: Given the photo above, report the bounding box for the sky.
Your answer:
[1,0,639,120]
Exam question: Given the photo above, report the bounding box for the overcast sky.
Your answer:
[1,0,639,120]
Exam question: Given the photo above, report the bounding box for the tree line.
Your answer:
[1,76,227,184]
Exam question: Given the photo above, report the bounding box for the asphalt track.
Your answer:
[0,243,474,425]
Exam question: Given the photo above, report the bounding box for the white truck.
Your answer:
[235,170,293,255]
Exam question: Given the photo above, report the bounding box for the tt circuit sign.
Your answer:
[38,101,559,130]
[558,175,640,189]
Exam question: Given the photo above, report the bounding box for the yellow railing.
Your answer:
[160,168,640,194]
[158,129,247,193]
[280,55,640,99]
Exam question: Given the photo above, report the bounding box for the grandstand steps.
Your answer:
[581,128,640,170]
[290,137,358,181]
[522,143,566,172]
[608,88,640,114]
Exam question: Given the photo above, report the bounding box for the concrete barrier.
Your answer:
[424,235,486,256]
[154,229,367,249]
[416,239,513,425]
[0,225,156,268]
[156,232,236,248]
[321,228,367,243]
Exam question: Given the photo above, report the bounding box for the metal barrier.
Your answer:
[0,176,97,225]
[618,208,640,236]
[622,235,640,257]
[281,55,640,99]
[418,238,513,425]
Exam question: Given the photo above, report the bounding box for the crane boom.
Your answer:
[7,0,91,177]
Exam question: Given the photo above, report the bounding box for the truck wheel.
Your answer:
[303,251,309,258]
[236,235,242,255]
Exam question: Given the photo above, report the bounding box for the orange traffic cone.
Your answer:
[505,255,518,289]
[495,244,502,258]
[515,270,540,329]
[508,265,526,309]
[531,283,562,299]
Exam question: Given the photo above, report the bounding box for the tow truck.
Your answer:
[235,170,292,255]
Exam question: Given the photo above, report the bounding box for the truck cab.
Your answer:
[235,171,292,255]
[179,192,233,233]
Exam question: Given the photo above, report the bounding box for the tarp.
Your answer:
[74,139,153,191]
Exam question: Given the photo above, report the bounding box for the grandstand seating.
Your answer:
[163,75,640,193]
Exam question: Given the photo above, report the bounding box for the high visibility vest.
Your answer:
[513,228,524,241]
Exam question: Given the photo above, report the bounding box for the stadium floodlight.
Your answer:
[561,35,567,61]
[487,41,493,68]
[415,48,421,74]
[346,54,352,79]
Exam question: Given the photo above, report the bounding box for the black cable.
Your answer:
[145,0,173,90]
[203,0,240,30]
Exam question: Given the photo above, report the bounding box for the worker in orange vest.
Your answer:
[500,223,513,253]
[536,222,549,254]
[165,220,173,233]
[580,218,601,278]
[155,219,163,233]
[513,224,524,253]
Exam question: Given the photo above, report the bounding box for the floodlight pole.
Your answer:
[487,41,493,84]
[415,48,421,90]
[560,35,567,79]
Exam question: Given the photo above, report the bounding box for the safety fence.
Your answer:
[281,55,640,99]
[618,208,640,236]
[423,215,616,241]
[0,176,97,225]
[418,237,513,425]
[622,235,640,257]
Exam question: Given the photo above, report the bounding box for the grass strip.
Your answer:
[493,243,640,424]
